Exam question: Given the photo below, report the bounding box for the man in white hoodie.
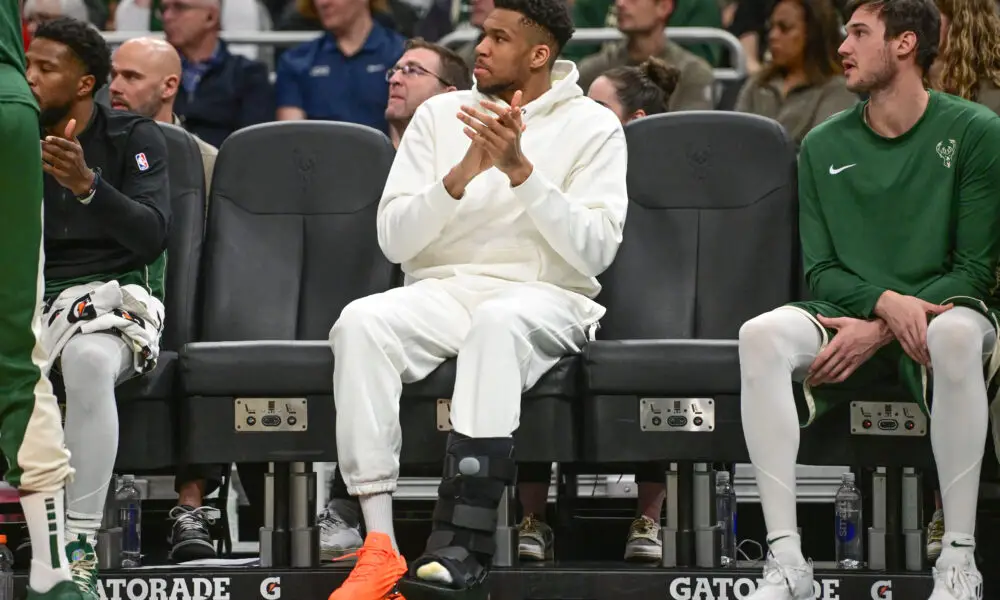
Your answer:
[325,0,629,598]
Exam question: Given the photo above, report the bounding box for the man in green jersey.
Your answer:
[738,1,1000,599]
[0,2,84,600]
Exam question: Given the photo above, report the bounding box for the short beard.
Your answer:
[476,79,516,97]
[38,101,72,129]
[847,49,897,94]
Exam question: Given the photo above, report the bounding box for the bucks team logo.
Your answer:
[936,139,957,168]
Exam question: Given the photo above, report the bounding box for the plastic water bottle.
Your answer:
[116,475,142,567]
[0,534,13,599]
[716,471,737,566]
[835,472,863,568]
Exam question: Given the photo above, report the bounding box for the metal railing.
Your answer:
[101,26,747,80]
[440,26,747,81]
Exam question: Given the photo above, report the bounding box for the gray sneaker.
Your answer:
[517,515,554,561]
[318,498,363,561]
[624,516,662,562]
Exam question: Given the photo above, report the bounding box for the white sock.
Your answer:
[738,311,820,545]
[937,532,976,568]
[765,530,805,564]
[358,493,397,551]
[928,308,992,538]
[21,490,72,593]
[65,511,102,548]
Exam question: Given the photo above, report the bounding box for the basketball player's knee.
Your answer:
[61,338,122,385]
[467,300,524,340]
[330,296,387,349]
[927,313,983,382]
[739,313,788,366]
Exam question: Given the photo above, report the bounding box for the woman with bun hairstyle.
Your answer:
[734,0,857,147]
[514,56,682,568]
[587,56,681,122]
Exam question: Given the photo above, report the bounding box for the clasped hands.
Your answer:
[807,291,951,386]
[447,90,532,197]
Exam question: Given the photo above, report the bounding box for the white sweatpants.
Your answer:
[330,275,602,496]
[740,307,994,551]
[61,333,133,539]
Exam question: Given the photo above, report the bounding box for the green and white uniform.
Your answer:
[788,90,1000,425]
[0,0,73,491]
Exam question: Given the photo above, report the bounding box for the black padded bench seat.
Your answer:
[584,339,739,395]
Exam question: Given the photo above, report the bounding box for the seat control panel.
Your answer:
[850,401,926,437]
[639,398,715,432]
[235,398,308,432]
[437,398,453,431]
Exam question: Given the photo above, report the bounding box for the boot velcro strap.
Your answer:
[445,454,517,482]
[426,529,496,556]
[433,500,497,532]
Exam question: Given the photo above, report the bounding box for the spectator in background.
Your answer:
[385,38,473,145]
[734,0,857,148]
[314,38,472,562]
[924,0,1000,564]
[161,0,274,148]
[22,0,90,35]
[515,56,679,565]
[115,0,267,61]
[567,0,724,66]
[109,37,217,197]
[577,0,715,110]
[728,0,773,73]
[275,0,405,132]
[452,0,493,67]
[933,0,1000,113]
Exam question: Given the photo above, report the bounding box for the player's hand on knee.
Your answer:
[807,315,891,385]
[873,291,952,366]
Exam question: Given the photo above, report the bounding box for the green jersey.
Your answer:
[798,90,1000,318]
[0,0,33,106]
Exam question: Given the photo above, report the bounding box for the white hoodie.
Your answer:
[377,60,628,300]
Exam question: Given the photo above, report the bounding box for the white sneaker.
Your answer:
[929,555,983,600]
[747,553,814,600]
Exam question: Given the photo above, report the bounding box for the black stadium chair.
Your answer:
[113,122,206,471]
[179,121,397,567]
[581,112,799,566]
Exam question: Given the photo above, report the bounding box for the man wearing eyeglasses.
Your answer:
[385,38,473,148]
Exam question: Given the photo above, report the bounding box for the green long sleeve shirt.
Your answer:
[797,90,1000,318]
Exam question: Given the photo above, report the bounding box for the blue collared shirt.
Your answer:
[275,22,405,133]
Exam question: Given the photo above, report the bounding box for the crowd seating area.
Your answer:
[12,109,980,599]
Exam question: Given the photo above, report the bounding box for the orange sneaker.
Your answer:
[329,532,407,600]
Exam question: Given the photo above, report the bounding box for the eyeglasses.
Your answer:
[386,64,452,87]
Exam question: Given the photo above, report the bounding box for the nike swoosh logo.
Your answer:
[829,164,857,174]
[951,541,974,547]
[767,535,790,546]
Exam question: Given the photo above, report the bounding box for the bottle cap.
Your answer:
[122,474,135,483]
[843,472,855,483]
[717,471,730,483]
[0,535,7,544]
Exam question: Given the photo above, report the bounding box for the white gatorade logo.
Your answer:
[261,576,282,599]
[667,576,841,599]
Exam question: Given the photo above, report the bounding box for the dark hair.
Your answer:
[844,0,940,74]
[602,57,680,115]
[34,17,110,97]
[759,0,845,86]
[406,38,474,90]
[493,0,575,55]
